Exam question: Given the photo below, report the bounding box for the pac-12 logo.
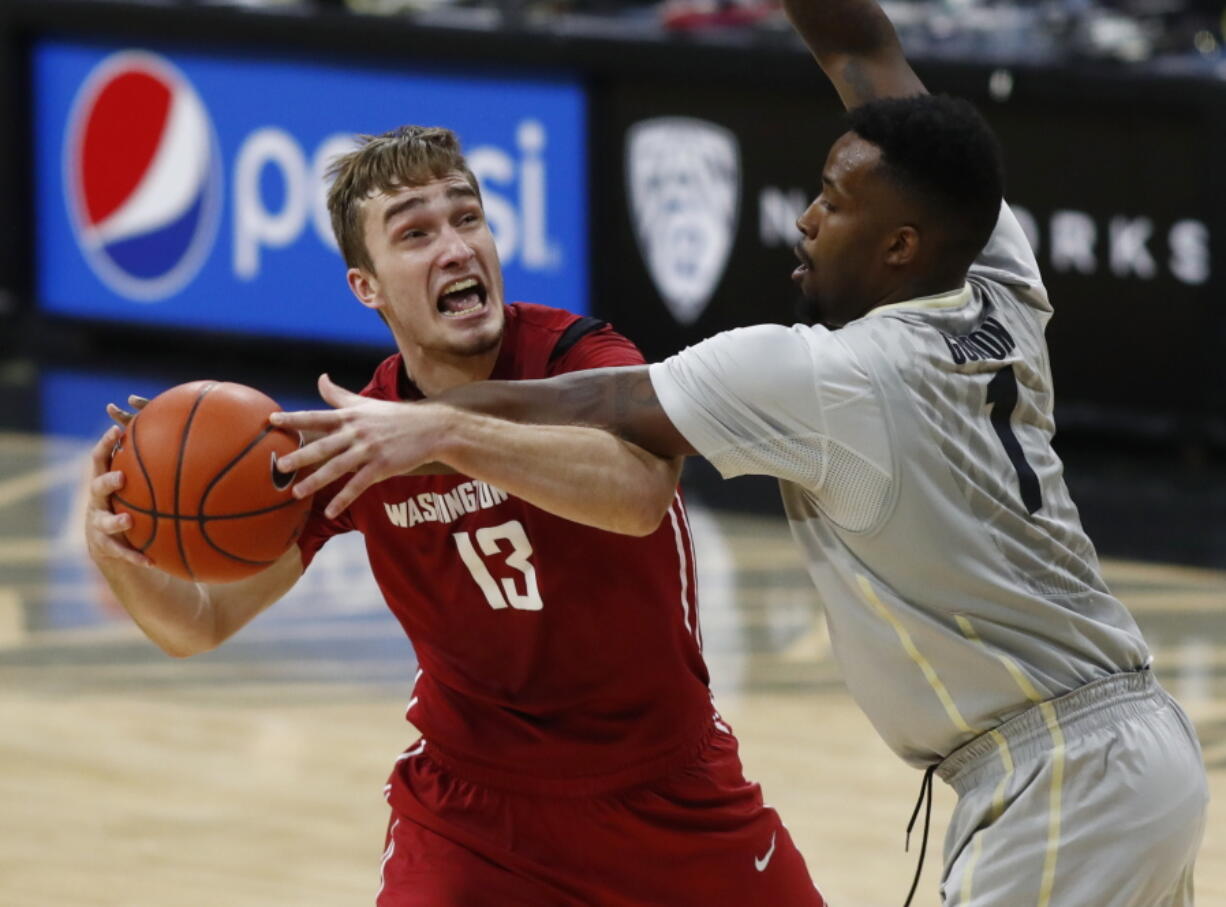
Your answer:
[626,117,740,325]
[63,51,222,302]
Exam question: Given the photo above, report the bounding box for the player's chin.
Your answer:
[792,280,827,324]
[794,292,821,326]
[446,316,504,357]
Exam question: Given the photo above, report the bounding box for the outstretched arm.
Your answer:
[271,372,690,534]
[783,0,927,109]
[435,366,694,457]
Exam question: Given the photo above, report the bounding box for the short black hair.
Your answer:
[846,94,1004,264]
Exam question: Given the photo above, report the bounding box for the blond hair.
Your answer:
[326,125,481,273]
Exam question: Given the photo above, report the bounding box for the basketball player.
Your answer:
[83,127,825,905]
[271,1,1210,903]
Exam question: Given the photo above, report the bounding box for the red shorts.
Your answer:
[375,724,825,906]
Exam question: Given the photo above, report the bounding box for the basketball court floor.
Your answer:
[0,359,1223,906]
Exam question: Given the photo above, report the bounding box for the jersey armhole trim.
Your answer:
[549,316,609,363]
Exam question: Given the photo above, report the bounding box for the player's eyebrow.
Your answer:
[382,185,479,227]
[821,173,840,194]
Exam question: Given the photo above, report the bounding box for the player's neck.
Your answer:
[878,269,967,308]
[399,343,502,397]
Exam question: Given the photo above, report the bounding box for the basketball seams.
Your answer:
[173,381,217,580]
[194,535,278,567]
[117,379,310,582]
[125,416,159,553]
[111,494,304,521]
[197,423,278,518]
[194,397,302,566]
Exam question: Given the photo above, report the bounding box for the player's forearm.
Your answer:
[433,409,681,536]
[783,0,900,63]
[96,548,302,657]
[433,367,695,459]
[782,0,925,109]
[271,372,691,516]
[94,559,221,657]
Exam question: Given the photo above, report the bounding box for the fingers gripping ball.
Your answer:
[109,381,312,582]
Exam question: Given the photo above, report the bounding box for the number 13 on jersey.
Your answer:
[454,520,544,611]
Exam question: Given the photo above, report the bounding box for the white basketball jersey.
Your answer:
[650,203,1151,765]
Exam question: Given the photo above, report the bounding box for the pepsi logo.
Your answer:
[64,51,222,302]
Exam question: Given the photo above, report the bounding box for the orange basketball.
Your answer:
[109,380,312,583]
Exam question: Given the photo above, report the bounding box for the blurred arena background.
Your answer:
[0,0,1223,904]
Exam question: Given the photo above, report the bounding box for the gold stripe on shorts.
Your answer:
[1036,701,1067,907]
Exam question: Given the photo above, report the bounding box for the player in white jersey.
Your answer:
[272,0,1209,902]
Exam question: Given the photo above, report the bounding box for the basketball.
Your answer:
[109,380,312,583]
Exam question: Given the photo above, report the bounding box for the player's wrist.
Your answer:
[421,402,475,468]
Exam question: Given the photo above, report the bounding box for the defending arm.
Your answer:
[782,0,927,110]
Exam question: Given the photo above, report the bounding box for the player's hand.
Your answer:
[270,374,447,518]
[84,425,152,569]
[105,394,149,428]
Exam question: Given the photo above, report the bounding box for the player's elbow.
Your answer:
[618,491,675,537]
[154,626,224,659]
[160,641,208,659]
[617,455,683,536]
[619,514,662,538]
[146,605,230,659]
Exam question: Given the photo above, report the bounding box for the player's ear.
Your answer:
[884,225,920,267]
[347,267,382,311]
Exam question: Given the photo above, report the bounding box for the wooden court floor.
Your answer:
[0,429,1223,906]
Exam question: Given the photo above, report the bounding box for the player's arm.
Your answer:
[438,325,828,492]
[783,0,926,110]
[272,374,686,536]
[437,365,693,457]
[424,411,680,536]
[85,425,303,657]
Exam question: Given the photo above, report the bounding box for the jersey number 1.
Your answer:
[454,520,544,611]
[985,366,1042,514]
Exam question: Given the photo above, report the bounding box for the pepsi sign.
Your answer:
[64,52,223,302]
[34,40,588,343]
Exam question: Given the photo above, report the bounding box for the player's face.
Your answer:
[350,174,506,360]
[793,133,903,328]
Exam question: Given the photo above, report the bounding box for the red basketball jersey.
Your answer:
[298,303,712,796]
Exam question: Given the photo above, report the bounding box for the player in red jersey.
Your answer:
[84,125,824,906]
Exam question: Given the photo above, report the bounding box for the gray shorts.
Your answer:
[936,670,1208,906]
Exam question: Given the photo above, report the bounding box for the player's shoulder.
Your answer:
[763,319,872,376]
[360,353,404,400]
[821,310,942,389]
[708,321,859,375]
[846,287,1043,385]
[507,302,644,374]
[968,202,1050,308]
[506,301,588,335]
[666,321,866,399]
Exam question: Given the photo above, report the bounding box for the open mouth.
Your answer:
[437,277,488,318]
[792,243,812,284]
